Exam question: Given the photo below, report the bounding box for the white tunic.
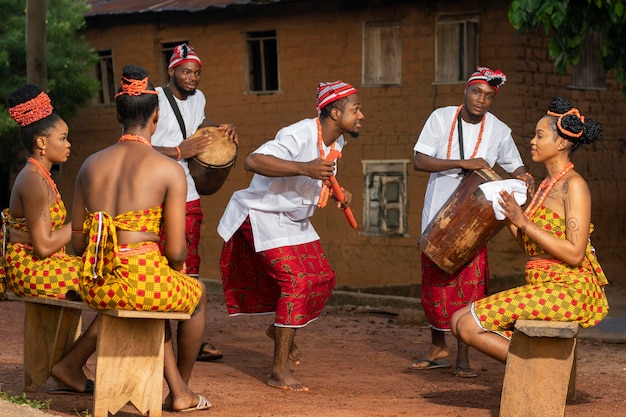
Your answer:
[151,86,206,202]
[218,118,344,252]
[413,106,524,233]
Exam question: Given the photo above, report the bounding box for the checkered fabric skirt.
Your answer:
[472,258,609,339]
[80,242,202,314]
[4,243,81,298]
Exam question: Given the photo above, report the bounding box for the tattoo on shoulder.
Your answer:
[567,217,580,232]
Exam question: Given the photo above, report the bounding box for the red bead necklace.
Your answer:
[524,162,574,218]
[317,118,336,208]
[118,133,152,147]
[27,157,60,200]
[446,104,485,160]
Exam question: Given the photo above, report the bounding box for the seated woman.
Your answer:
[451,97,609,365]
[1,84,96,393]
[70,64,210,412]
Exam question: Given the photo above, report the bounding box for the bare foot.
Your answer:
[50,362,90,392]
[265,325,303,365]
[268,371,310,392]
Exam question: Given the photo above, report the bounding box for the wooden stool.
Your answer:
[500,320,578,417]
[18,295,189,417]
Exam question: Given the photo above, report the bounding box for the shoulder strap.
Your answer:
[457,112,470,177]
[162,86,187,140]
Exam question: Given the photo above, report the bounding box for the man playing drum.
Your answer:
[217,81,363,392]
[411,66,533,378]
[152,43,237,362]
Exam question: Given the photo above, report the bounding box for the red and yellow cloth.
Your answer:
[80,206,201,313]
[1,201,80,298]
[220,217,336,327]
[472,206,609,339]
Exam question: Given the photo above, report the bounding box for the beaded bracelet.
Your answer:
[175,146,182,160]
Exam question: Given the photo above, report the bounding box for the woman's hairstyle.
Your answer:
[115,64,159,129]
[8,84,63,153]
[546,97,603,152]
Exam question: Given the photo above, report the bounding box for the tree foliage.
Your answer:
[0,0,99,178]
[509,0,626,96]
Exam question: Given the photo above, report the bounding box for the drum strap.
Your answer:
[163,86,187,140]
[457,113,470,176]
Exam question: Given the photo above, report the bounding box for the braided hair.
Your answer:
[115,64,159,130]
[546,97,603,152]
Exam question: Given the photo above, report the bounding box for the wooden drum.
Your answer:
[188,126,237,195]
[418,168,505,274]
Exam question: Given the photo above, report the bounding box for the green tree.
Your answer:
[509,0,626,96]
[0,0,99,207]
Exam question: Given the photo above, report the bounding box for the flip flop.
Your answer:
[196,342,223,362]
[454,366,478,378]
[407,359,451,370]
[163,394,212,413]
[49,379,94,394]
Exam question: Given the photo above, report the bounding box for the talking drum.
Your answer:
[188,126,237,195]
[418,168,505,274]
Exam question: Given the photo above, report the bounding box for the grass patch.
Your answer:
[0,390,51,412]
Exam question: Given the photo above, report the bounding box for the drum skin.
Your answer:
[188,126,237,195]
[418,168,504,274]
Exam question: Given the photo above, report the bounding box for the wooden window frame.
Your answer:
[362,19,402,86]
[435,13,479,84]
[362,160,409,237]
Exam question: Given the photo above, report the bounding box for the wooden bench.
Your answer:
[15,293,190,417]
[499,320,578,417]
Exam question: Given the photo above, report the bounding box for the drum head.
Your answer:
[193,126,237,167]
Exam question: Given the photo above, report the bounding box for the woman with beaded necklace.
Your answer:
[451,96,609,362]
[1,84,98,394]
[71,64,210,411]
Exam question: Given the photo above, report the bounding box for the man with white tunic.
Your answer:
[411,66,532,378]
[218,81,364,391]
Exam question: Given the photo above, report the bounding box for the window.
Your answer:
[95,50,115,105]
[570,32,605,90]
[363,19,402,86]
[362,160,409,236]
[435,13,479,83]
[245,30,279,93]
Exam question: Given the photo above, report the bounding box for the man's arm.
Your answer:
[245,153,334,180]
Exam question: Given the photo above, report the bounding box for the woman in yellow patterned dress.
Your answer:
[70,64,210,412]
[1,84,97,394]
[451,97,609,365]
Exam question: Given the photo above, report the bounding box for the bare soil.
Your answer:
[0,288,625,417]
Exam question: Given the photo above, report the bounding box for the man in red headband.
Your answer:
[410,66,533,378]
[152,43,237,362]
[217,80,364,391]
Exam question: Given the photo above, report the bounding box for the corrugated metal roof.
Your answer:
[85,0,281,16]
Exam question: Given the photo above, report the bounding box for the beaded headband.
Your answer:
[547,108,585,139]
[8,91,54,127]
[114,76,159,99]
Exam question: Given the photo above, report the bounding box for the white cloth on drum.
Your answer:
[479,179,527,220]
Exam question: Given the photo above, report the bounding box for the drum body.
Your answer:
[418,168,504,274]
[188,127,237,195]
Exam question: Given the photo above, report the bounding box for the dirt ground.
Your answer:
[1,286,625,417]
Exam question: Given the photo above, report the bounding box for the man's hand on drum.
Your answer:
[459,157,490,171]
[218,123,239,144]
[498,190,527,228]
[180,131,214,159]
[305,158,335,180]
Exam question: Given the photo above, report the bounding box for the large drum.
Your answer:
[188,126,237,195]
[419,168,505,274]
